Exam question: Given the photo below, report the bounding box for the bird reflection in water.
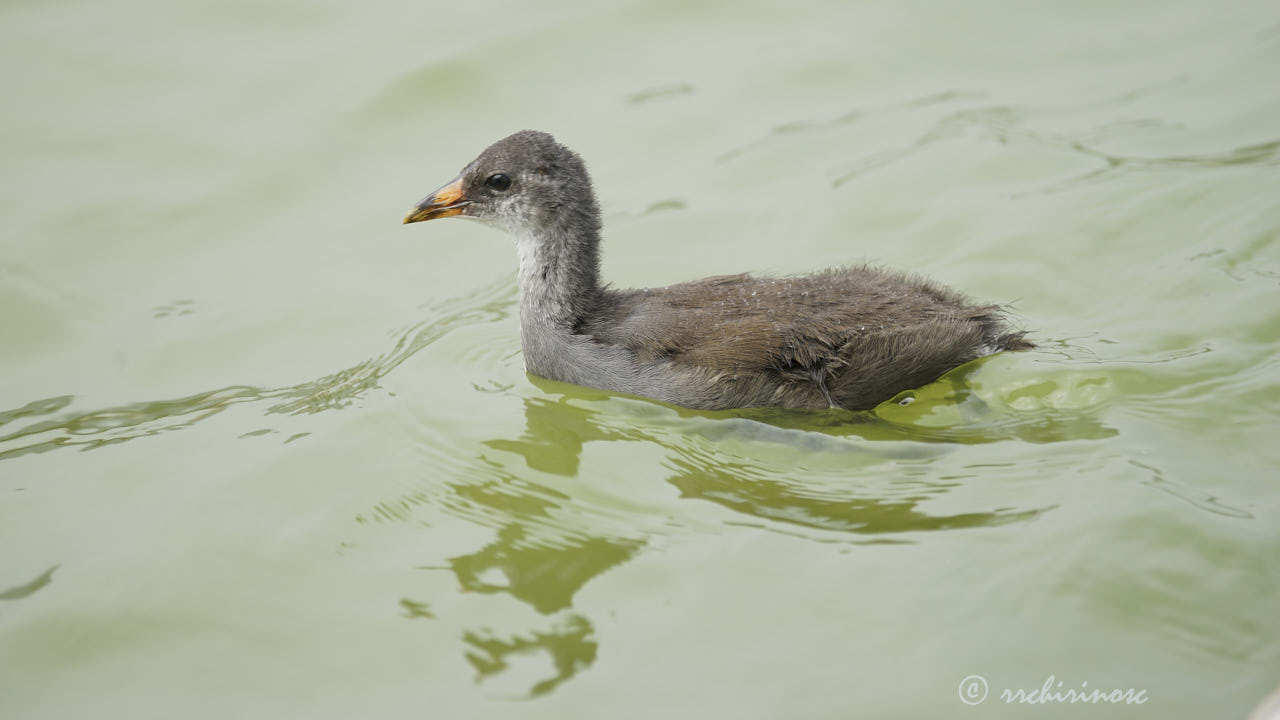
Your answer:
[388,385,1064,699]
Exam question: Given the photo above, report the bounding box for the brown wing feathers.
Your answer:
[588,267,1011,377]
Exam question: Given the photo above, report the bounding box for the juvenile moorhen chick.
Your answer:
[403,130,1030,411]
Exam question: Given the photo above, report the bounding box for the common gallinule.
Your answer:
[404,130,1030,411]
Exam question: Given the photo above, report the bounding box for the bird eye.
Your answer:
[485,173,512,191]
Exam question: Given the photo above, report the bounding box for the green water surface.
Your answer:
[2,0,1279,718]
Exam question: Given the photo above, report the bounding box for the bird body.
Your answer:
[404,130,1029,411]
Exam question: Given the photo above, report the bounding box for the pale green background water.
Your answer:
[2,0,1279,718]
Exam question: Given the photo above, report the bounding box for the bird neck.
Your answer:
[514,206,603,331]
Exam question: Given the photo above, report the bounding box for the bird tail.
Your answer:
[995,331,1034,352]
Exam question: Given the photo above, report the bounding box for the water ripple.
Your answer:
[0,565,59,601]
[0,276,516,462]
